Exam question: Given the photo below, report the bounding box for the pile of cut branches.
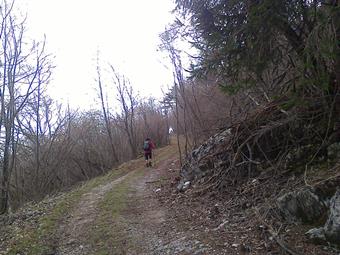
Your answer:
[201,96,336,191]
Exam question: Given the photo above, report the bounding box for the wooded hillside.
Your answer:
[161,0,340,181]
[159,0,340,251]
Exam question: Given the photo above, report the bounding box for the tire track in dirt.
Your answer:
[123,157,213,255]
[56,171,134,255]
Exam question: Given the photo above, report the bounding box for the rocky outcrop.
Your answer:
[277,181,340,247]
[277,187,327,223]
[324,190,340,245]
[305,227,327,245]
[177,129,231,191]
[176,121,340,248]
[305,191,340,246]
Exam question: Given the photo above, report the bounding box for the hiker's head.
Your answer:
[145,138,150,141]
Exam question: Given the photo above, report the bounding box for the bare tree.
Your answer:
[0,0,52,214]
[160,27,189,165]
[111,65,138,158]
[96,58,119,163]
[16,96,72,199]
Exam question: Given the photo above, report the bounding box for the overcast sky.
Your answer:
[21,0,175,110]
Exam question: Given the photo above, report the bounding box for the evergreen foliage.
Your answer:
[174,0,339,97]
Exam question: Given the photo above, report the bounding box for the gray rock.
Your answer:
[182,181,191,191]
[305,227,326,245]
[177,181,184,191]
[324,190,340,245]
[178,128,232,187]
[277,187,327,223]
[177,180,191,192]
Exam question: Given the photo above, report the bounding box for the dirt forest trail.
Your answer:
[1,142,228,255]
[56,172,134,254]
[54,143,219,255]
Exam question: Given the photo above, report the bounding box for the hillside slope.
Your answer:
[0,143,227,255]
[1,139,339,255]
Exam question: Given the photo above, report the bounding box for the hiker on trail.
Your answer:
[143,138,155,167]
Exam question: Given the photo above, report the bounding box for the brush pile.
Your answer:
[178,97,337,192]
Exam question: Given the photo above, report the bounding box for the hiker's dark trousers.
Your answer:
[144,152,152,160]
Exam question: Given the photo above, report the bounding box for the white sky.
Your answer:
[20,0,175,110]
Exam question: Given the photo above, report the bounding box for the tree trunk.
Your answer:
[332,4,340,140]
[0,119,12,214]
[97,63,119,163]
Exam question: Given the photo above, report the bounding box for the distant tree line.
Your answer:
[9,99,169,212]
